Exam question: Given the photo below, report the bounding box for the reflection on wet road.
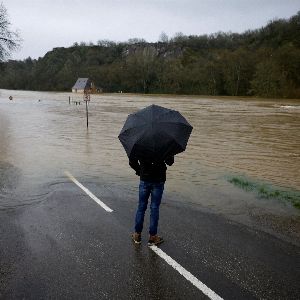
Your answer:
[0,89,299,211]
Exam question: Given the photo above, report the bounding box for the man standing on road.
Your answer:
[129,156,174,246]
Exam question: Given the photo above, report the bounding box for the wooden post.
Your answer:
[86,99,89,128]
[84,91,90,128]
[69,96,70,104]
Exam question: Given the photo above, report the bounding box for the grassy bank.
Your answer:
[228,176,300,210]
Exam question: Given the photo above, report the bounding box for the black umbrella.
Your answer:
[118,104,193,161]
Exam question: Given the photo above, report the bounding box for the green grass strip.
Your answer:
[228,176,300,210]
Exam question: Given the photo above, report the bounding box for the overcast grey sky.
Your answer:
[2,0,300,60]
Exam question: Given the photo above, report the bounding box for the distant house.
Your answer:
[72,78,94,93]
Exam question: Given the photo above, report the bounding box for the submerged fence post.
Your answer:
[86,100,89,128]
[83,91,90,128]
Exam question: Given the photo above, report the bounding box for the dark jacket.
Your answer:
[129,156,174,182]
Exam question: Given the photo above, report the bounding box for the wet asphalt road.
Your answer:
[0,179,299,300]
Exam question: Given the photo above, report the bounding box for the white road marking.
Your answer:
[149,245,223,300]
[64,171,221,298]
[64,171,113,213]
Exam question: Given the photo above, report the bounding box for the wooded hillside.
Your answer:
[1,12,299,98]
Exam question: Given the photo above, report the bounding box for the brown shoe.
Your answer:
[148,235,164,246]
[132,232,141,244]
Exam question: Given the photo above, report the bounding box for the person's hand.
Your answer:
[165,156,174,166]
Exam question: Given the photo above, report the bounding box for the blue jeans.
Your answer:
[135,180,165,236]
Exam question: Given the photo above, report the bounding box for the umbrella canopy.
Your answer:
[118,104,193,161]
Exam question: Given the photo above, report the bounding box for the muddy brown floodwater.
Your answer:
[0,89,299,243]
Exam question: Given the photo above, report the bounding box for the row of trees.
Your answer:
[0,10,300,98]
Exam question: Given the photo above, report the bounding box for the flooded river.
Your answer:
[0,89,299,216]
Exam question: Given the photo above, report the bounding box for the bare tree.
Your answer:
[159,31,169,43]
[0,3,21,61]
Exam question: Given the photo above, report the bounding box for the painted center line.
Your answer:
[149,245,223,300]
[64,171,113,213]
[65,171,221,298]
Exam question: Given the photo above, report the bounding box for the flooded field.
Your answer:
[0,89,299,221]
